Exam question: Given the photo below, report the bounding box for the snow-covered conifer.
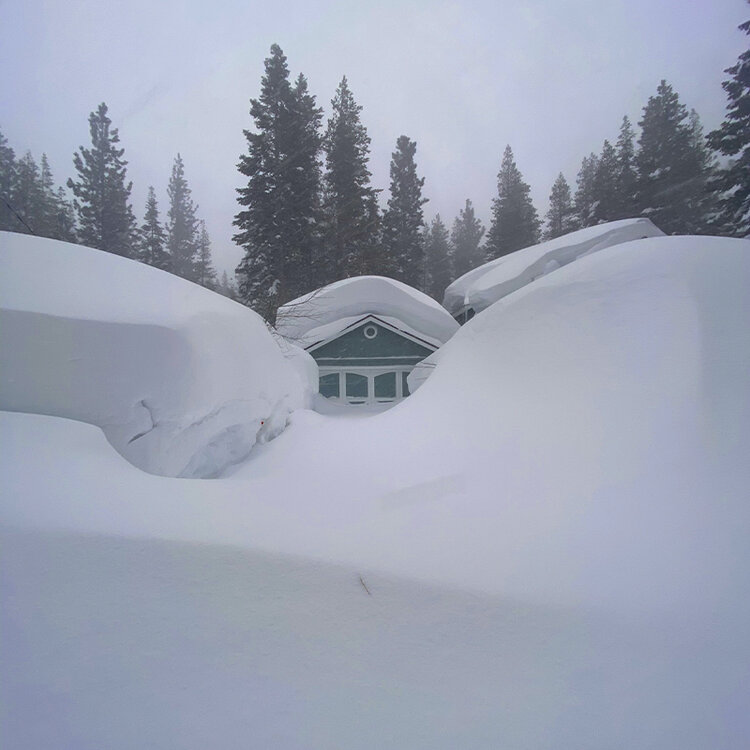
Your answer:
[382,135,428,288]
[424,214,453,301]
[708,15,750,237]
[544,173,577,239]
[67,102,136,256]
[322,76,380,280]
[451,199,485,278]
[167,154,199,281]
[485,145,540,258]
[137,186,169,270]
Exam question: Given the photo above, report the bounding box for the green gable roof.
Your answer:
[309,319,435,367]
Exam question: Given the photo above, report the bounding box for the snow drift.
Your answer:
[442,217,664,319]
[0,231,315,477]
[2,233,750,748]
[276,274,459,347]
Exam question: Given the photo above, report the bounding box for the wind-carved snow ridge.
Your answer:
[0,232,316,478]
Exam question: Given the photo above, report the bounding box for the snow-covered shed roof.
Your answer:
[443,218,665,318]
[276,275,460,348]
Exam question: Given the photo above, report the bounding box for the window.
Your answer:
[402,371,410,397]
[374,371,396,400]
[319,372,340,398]
[345,372,368,403]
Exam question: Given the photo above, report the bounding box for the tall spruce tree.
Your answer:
[424,214,453,301]
[234,45,323,322]
[167,154,199,281]
[382,135,428,288]
[68,102,136,255]
[195,220,217,290]
[322,76,381,280]
[14,151,44,234]
[485,145,540,258]
[574,153,599,228]
[0,128,18,230]
[53,186,77,242]
[544,173,577,239]
[451,199,485,278]
[636,80,714,234]
[285,72,324,297]
[708,15,750,236]
[614,115,638,218]
[137,186,169,270]
[592,140,620,223]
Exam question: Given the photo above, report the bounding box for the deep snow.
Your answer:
[0,232,315,477]
[2,232,750,748]
[276,274,459,347]
[442,217,664,318]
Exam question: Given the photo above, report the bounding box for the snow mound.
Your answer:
[276,275,459,347]
[2,234,750,747]
[443,217,665,318]
[0,231,315,477]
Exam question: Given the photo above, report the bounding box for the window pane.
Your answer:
[319,372,339,398]
[345,372,368,399]
[402,371,410,397]
[374,371,396,398]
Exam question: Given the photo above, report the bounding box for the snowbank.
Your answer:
[443,217,664,318]
[0,231,315,477]
[2,233,749,748]
[276,274,459,347]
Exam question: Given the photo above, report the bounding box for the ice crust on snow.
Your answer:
[442,217,665,317]
[276,274,459,347]
[0,232,316,477]
[2,233,750,748]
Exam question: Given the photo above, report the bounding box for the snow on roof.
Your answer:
[276,275,459,346]
[443,218,665,317]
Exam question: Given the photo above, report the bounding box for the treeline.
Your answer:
[0,104,234,298]
[235,22,748,322]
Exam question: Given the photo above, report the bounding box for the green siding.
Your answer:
[310,322,433,365]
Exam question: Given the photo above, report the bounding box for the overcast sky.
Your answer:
[1,0,747,275]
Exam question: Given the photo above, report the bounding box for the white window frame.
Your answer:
[318,366,412,405]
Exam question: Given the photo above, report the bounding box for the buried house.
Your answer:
[443,218,665,323]
[276,276,459,406]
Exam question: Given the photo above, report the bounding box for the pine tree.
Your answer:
[636,80,714,234]
[592,140,620,223]
[382,135,428,288]
[544,173,577,239]
[708,15,750,236]
[167,154,199,281]
[67,102,136,255]
[0,127,21,231]
[234,45,323,323]
[614,115,638,219]
[284,72,324,297]
[322,76,381,280]
[38,154,76,241]
[195,220,217,289]
[424,215,453,301]
[14,151,44,234]
[137,186,169,270]
[574,153,599,228]
[451,199,486,278]
[485,145,540,258]
[54,186,77,242]
[217,270,239,300]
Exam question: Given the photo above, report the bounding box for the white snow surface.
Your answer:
[276,274,459,347]
[2,234,750,748]
[443,217,665,316]
[0,232,316,477]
